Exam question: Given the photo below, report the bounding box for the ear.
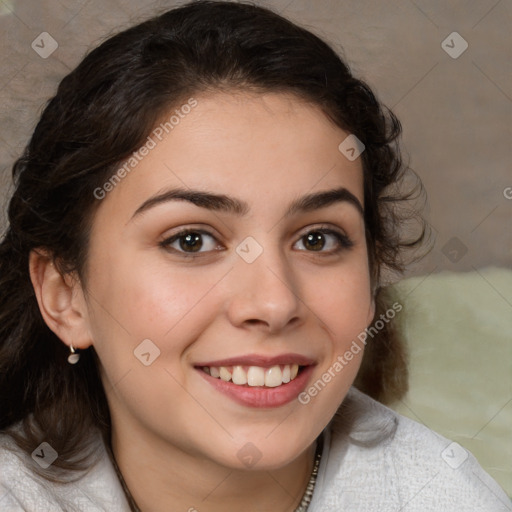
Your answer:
[29,249,92,350]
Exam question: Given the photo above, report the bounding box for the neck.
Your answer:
[108,421,318,512]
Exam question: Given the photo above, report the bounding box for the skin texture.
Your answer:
[30,91,375,511]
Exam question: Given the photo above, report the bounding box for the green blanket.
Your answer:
[390,267,512,497]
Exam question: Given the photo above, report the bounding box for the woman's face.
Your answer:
[83,91,374,469]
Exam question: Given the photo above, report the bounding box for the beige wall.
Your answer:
[0,0,510,277]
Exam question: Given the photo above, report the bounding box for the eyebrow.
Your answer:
[130,186,364,221]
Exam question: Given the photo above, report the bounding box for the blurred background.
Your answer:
[0,0,510,499]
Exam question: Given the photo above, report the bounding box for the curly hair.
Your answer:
[0,0,426,480]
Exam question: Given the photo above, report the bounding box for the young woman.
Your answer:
[0,1,509,511]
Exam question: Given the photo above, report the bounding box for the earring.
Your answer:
[67,344,80,364]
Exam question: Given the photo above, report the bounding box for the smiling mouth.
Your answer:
[199,364,304,387]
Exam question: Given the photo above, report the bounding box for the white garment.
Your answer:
[0,388,510,511]
[309,388,511,511]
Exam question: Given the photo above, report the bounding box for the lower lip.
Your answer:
[197,366,315,408]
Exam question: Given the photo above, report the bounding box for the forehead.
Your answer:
[95,91,364,222]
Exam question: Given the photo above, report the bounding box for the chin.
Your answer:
[217,430,315,472]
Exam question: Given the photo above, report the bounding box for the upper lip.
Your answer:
[194,353,316,368]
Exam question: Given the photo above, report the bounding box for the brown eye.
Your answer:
[304,232,326,251]
[160,230,220,256]
[294,228,354,254]
[180,233,203,252]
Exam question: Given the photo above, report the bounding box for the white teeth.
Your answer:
[264,366,283,387]
[219,367,232,382]
[282,365,291,383]
[247,366,265,387]
[232,366,247,385]
[204,364,303,387]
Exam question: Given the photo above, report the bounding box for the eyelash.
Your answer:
[159,227,354,258]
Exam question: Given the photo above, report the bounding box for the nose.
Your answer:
[225,243,303,334]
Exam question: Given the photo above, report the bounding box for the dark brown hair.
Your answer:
[0,0,426,480]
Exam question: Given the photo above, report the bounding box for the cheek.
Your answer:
[299,255,372,408]
[85,249,226,359]
[310,259,373,338]
[297,285,369,432]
